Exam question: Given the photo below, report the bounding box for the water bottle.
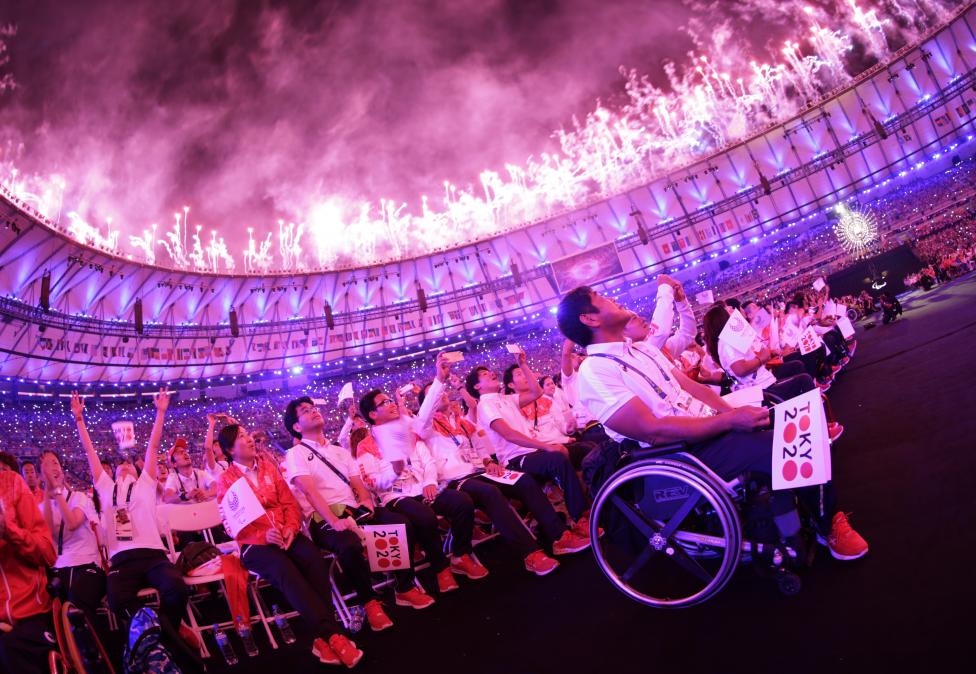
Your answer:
[348,605,365,634]
[213,624,238,666]
[271,605,296,644]
[236,616,259,657]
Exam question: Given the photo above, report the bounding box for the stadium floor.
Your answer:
[207,275,976,674]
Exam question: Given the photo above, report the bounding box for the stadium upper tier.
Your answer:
[2,2,976,384]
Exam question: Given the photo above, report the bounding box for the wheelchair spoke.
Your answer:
[659,492,702,539]
[609,494,660,539]
[621,542,659,583]
[666,539,714,583]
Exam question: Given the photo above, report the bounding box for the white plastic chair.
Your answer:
[158,501,278,657]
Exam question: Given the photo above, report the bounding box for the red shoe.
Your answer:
[451,553,489,580]
[312,637,340,665]
[364,599,393,632]
[328,634,364,668]
[178,623,201,652]
[395,586,436,609]
[436,567,459,593]
[552,529,591,555]
[824,512,868,560]
[828,422,844,442]
[571,518,592,539]
[524,550,559,576]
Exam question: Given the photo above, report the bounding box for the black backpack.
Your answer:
[175,541,221,576]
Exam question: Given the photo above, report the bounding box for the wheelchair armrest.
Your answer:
[620,439,689,463]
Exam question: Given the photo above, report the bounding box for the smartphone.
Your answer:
[505,343,524,355]
[398,383,415,396]
[442,350,465,363]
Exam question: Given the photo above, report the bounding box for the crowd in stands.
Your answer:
[5,162,976,672]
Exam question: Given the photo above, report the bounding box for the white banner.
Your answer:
[719,309,759,355]
[695,290,715,306]
[812,277,826,292]
[363,523,410,572]
[836,315,856,340]
[337,382,354,403]
[218,477,267,538]
[769,315,781,352]
[798,326,823,355]
[772,389,831,490]
[111,421,136,450]
[481,469,524,485]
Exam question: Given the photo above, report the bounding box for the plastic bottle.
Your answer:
[271,605,296,644]
[213,624,238,666]
[236,616,259,657]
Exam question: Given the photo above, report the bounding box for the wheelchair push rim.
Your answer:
[590,459,742,608]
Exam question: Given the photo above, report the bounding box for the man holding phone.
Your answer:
[282,396,433,633]
[358,352,488,591]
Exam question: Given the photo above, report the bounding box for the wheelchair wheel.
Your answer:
[590,458,742,608]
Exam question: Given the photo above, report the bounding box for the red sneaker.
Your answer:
[828,422,844,442]
[552,529,591,555]
[524,550,559,576]
[451,553,489,580]
[312,637,340,665]
[364,599,393,632]
[328,634,364,668]
[436,567,459,593]
[395,586,436,609]
[825,512,868,560]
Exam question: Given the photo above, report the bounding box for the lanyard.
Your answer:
[176,469,199,494]
[57,490,73,556]
[299,441,351,486]
[434,419,463,447]
[112,481,135,509]
[588,353,669,401]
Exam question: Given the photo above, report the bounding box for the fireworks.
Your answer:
[833,203,880,258]
[0,1,962,272]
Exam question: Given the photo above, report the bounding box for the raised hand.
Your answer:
[70,391,84,420]
[435,351,451,382]
[154,388,172,413]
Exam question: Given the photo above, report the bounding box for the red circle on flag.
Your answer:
[783,423,797,444]
[392,559,402,568]
[389,537,399,546]
[799,415,811,432]
[800,462,813,479]
[374,539,388,551]
[782,460,797,481]
[378,558,390,569]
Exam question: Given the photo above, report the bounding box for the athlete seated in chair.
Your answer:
[417,352,563,576]
[38,450,106,628]
[357,371,487,592]
[281,396,434,633]
[215,423,363,668]
[465,353,592,552]
[163,439,216,504]
[71,390,199,650]
[556,286,868,561]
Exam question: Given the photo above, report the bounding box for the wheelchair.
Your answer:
[589,441,806,609]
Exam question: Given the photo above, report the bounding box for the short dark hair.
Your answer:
[465,367,490,399]
[557,286,598,346]
[0,451,18,472]
[742,300,757,310]
[502,364,519,394]
[725,298,742,310]
[20,459,36,472]
[39,450,60,465]
[217,424,241,461]
[359,389,383,425]
[785,300,803,313]
[284,396,315,439]
[538,375,554,389]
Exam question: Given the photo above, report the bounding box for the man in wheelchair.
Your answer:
[556,287,868,570]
